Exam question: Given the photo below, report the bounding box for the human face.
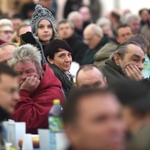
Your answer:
[48,49,72,73]
[37,19,53,44]
[140,10,149,22]
[66,93,125,150]
[14,60,39,86]
[0,74,19,114]
[129,18,140,34]
[57,23,74,40]
[77,67,107,89]
[79,7,91,22]
[118,44,145,71]
[0,29,13,42]
[117,27,133,44]
[84,31,101,49]
[102,25,114,39]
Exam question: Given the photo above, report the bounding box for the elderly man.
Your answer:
[76,64,107,89]
[8,44,64,134]
[123,14,140,34]
[63,88,125,150]
[101,41,145,85]
[0,63,20,150]
[82,23,110,65]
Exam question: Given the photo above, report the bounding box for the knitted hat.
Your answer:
[44,39,72,60]
[31,5,58,38]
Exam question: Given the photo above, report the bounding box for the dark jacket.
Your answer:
[81,34,110,65]
[49,64,73,97]
[101,59,128,85]
[66,33,88,65]
[0,107,10,150]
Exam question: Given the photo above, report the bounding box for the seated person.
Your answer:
[101,41,145,85]
[8,44,64,134]
[44,39,74,97]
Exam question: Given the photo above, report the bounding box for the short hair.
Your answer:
[116,24,132,37]
[76,64,104,81]
[123,14,139,25]
[0,62,18,81]
[127,34,149,50]
[57,19,74,30]
[0,18,13,30]
[8,44,42,77]
[62,88,114,125]
[112,41,141,60]
[16,23,31,37]
[139,8,149,16]
[110,11,121,22]
[0,43,17,49]
[44,39,72,60]
[67,11,81,22]
[96,17,111,27]
[86,24,103,37]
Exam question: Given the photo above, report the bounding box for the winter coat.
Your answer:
[81,34,110,65]
[94,42,118,67]
[11,64,64,134]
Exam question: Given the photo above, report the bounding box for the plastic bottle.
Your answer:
[48,99,63,150]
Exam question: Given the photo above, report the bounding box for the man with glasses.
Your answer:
[0,19,13,45]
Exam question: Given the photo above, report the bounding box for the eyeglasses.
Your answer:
[0,30,13,34]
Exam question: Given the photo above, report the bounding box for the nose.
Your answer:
[44,27,48,32]
[139,63,144,71]
[65,55,72,62]
[13,91,20,102]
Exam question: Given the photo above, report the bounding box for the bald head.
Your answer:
[76,65,107,89]
[83,24,103,49]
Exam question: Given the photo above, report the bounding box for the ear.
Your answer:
[64,125,80,146]
[47,56,54,64]
[113,53,121,66]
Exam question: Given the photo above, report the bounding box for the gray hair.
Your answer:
[111,41,141,60]
[90,24,103,37]
[67,11,82,22]
[122,14,139,25]
[8,44,42,76]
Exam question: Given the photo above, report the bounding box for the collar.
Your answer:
[105,59,125,76]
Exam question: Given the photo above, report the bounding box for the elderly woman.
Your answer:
[44,39,74,97]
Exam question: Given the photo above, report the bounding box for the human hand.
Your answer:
[20,76,40,92]
[124,64,144,80]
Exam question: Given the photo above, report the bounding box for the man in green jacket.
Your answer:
[101,41,145,85]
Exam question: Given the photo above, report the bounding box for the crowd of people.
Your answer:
[0,0,150,150]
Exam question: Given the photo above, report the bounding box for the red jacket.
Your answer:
[11,64,64,134]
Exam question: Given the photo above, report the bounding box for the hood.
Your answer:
[94,42,118,61]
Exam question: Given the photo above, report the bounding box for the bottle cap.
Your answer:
[53,99,60,104]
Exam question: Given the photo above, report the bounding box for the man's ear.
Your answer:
[47,56,54,64]
[113,53,121,66]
